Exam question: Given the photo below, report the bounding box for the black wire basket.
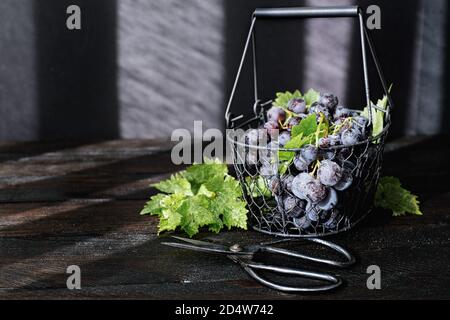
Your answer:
[225,6,393,237]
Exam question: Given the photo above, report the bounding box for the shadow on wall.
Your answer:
[443,3,450,134]
[34,0,118,140]
[23,0,448,140]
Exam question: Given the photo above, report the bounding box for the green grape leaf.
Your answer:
[140,160,248,237]
[303,88,320,106]
[273,90,302,108]
[279,114,319,162]
[278,133,313,161]
[362,93,389,142]
[184,161,228,194]
[139,193,167,216]
[278,160,291,175]
[177,194,217,237]
[159,208,183,233]
[245,176,272,198]
[291,114,317,137]
[155,193,187,234]
[375,176,422,217]
[152,173,193,196]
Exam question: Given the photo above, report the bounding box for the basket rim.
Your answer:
[226,119,391,152]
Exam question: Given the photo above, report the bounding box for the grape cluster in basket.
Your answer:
[245,90,372,230]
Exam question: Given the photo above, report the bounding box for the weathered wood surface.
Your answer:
[0,137,449,299]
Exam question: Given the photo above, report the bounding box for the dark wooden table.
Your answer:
[0,137,449,299]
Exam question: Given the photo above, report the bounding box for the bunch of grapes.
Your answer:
[244,90,371,232]
[289,159,353,230]
[257,92,369,152]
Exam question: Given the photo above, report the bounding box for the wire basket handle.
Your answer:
[224,5,394,128]
[254,6,358,18]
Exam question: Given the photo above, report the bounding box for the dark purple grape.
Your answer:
[263,121,279,140]
[319,150,336,160]
[333,105,351,120]
[278,131,291,146]
[287,98,307,114]
[318,137,330,149]
[318,93,338,113]
[333,118,344,126]
[286,117,299,131]
[317,160,343,186]
[267,176,281,194]
[317,187,338,210]
[341,127,363,146]
[318,137,328,149]
[304,179,328,204]
[324,210,341,229]
[293,155,309,171]
[352,115,369,128]
[281,196,300,213]
[287,116,306,131]
[334,172,353,191]
[329,135,342,146]
[291,173,313,199]
[318,134,341,148]
[282,175,294,192]
[300,144,318,164]
[293,216,312,229]
[309,102,331,120]
[337,147,351,161]
[333,160,355,190]
[334,160,355,190]
[305,202,320,221]
[284,199,306,218]
[267,107,286,122]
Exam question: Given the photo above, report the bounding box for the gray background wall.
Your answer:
[0,0,448,140]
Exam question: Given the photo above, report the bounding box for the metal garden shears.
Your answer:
[162,236,355,293]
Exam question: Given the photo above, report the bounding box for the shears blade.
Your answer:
[161,236,233,254]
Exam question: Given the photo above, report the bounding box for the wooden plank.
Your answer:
[0,152,183,202]
[0,196,449,299]
[0,223,448,299]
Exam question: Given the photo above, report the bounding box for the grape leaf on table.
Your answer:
[375,176,422,216]
[215,176,248,229]
[177,194,218,236]
[140,159,248,237]
[152,173,193,195]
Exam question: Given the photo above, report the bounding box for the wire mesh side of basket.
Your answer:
[223,6,394,237]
